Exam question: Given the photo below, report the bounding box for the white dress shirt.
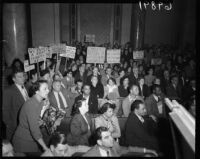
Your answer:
[15,84,29,101]
[135,112,145,123]
[53,91,68,109]
[99,147,110,157]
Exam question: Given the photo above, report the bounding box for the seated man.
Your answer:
[124,100,159,151]
[122,85,143,117]
[73,84,98,114]
[83,126,158,157]
[49,80,73,117]
[145,84,166,122]
[41,132,90,156]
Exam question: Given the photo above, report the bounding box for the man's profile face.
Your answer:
[136,103,147,116]
[99,131,114,148]
[13,72,25,86]
[51,143,67,156]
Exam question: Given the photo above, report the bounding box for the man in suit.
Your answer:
[122,85,143,117]
[128,67,139,87]
[83,126,158,157]
[166,74,182,102]
[137,76,150,99]
[73,84,98,114]
[145,84,166,122]
[3,68,29,141]
[49,80,73,117]
[124,100,159,151]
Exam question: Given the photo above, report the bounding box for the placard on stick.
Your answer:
[133,50,144,60]
[60,46,76,59]
[28,48,38,64]
[24,60,35,72]
[107,49,121,63]
[86,47,106,63]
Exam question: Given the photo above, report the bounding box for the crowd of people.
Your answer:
[2,41,196,157]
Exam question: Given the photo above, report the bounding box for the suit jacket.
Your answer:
[166,83,182,101]
[128,73,138,86]
[74,71,88,85]
[48,89,74,117]
[3,84,26,140]
[124,112,159,150]
[90,83,104,98]
[138,84,150,99]
[145,94,166,118]
[67,113,93,146]
[74,94,98,114]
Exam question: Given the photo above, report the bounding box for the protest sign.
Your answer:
[107,49,121,63]
[28,48,38,64]
[85,34,95,43]
[37,47,47,62]
[151,58,162,65]
[133,50,144,60]
[60,46,76,59]
[24,60,35,72]
[86,47,106,63]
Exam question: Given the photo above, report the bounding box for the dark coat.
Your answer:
[74,94,98,114]
[3,84,27,141]
[124,112,159,150]
[48,89,74,117]
[67,113,93,146]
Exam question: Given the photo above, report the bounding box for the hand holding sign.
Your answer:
[86,47,106,63]
[107,49,121,63]
[133,50,144,60]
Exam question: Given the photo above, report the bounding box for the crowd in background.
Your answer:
[2,41,196,157]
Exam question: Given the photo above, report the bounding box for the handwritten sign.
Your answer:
[86,47,106,63]
[85,34,95,43]
[28,47,46,64]
[24,60,35,72]
[107,49,121,63]
[46,47,53,58]
[133,50,144,59]
[60,46,76,59]
[50,44,66,54]
[151,58,162,65]
[28,48,38,64]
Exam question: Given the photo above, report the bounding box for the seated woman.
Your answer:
[118,76,129,98]
[103,78,120,115]
[95,103,121,140]
[67,99,93,146]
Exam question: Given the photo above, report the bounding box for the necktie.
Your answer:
[58,93,65,110]
[21,86,29,100]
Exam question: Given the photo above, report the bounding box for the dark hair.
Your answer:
[31,80,48,96]
[107,77,116,85]
[99,102,116,114]
[11,58,24,70]
[75,79,83,84]
[129,84,138,92]
[52,73,61,81]
[48,132,67,148]
[137,75,144,82]
[120,75,129,85]
[11,68,24,78]
[64,69,72,77]
[93,127,109,144]
[152,84,161,92]
[71,98,86,116]
[30,69,37,79]
[131,100,144,112]
[40,69,50,77]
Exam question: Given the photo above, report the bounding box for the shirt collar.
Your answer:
[153,94,159,102]
[134,112,144,123]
